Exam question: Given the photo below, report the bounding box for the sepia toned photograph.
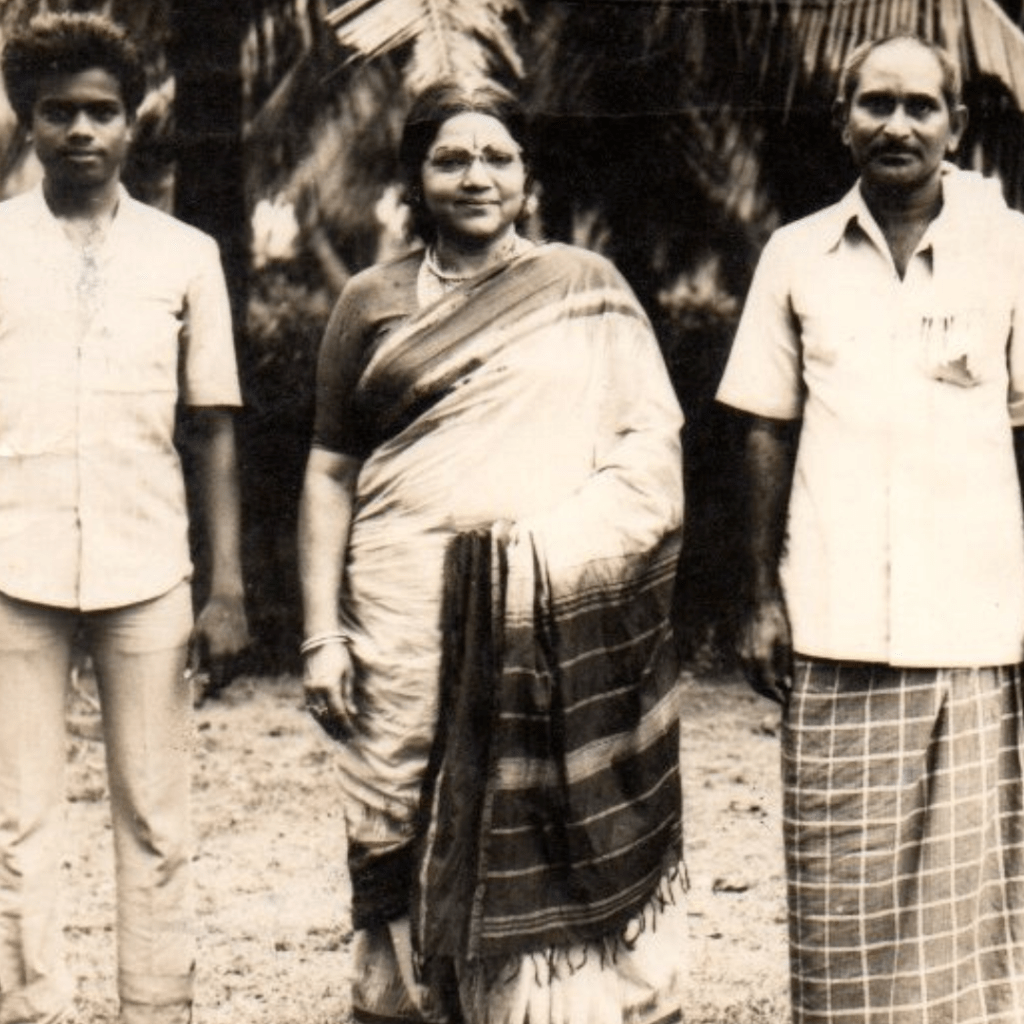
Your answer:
[1,1,1023,1022]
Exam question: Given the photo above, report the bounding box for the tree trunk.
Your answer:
[168,0,248,322]
[168,0,256,656]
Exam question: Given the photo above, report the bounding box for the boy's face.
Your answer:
[31,67,132,195]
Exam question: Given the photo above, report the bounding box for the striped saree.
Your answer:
[419,526,683,958]
[326,244,686,1023]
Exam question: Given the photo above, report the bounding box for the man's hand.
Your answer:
[739,415,798,707]
[738,595,794,706]
[190,592,250,705]
[303,640,356,741]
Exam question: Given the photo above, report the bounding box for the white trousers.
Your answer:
[0,584,194,1024]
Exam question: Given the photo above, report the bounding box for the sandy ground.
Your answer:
[61,671,789,1024]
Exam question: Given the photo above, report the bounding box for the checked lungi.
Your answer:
[783,658,1024,1024]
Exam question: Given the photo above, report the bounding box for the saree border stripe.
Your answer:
[483,813,682,883]
[414,527,684,965]
[492,683,683,791]
[477,847,683,938]
[356,244,653,451]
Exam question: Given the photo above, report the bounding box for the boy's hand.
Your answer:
[190,593,250,705]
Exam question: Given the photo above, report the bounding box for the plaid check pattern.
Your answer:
[783,659,1024,1024]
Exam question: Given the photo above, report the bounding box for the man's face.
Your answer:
[841,39,966,194]
[31,68,132,195]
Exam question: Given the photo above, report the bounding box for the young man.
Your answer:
[0,14,248,1024]
[718,33,1024,1024]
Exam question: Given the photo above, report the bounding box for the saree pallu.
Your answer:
[351,528,687,1024]
[416,529,685,1008]
[784,658,1024,1024]
[331,244,686,1023]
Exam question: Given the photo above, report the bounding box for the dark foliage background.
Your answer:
[3,0,1024,673]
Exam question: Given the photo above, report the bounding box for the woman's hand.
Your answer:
[303,639,356,740]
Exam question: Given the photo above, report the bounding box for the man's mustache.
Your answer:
[869,143,918,158]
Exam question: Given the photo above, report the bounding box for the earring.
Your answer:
[522,193,539,218]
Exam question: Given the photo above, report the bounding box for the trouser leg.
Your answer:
[0,593,76,1024]
[88,583,194,1024]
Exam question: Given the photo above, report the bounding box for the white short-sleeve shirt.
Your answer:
[718,167,1024,667]
[0,185,241,610]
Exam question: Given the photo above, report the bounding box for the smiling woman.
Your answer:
[298,80,688,1024]
[396,82,536,288]
[420,110,527,255]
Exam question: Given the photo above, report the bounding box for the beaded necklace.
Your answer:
[417,232,532,307]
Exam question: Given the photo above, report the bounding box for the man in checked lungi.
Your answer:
[717,32,1024,1024]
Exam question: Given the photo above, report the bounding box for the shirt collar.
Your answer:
[821,183,877,253]
[820,161,973,258]
[26,181,135,235]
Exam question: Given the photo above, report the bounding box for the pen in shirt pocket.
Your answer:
[920,311,981,388]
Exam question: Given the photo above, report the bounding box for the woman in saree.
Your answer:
[298,81,687,1024]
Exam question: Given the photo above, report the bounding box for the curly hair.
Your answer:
[2,12,145,126]
[398,80,533,244]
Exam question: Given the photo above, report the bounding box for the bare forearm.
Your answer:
[187,408,249,692]
[746,415,798,601]
[737,414,799,703]
[298,449,360,636]
[194,408,245,598]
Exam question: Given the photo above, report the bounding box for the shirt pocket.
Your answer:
[917,307,996,389]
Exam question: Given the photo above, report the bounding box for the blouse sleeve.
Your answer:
[312,276,382,460]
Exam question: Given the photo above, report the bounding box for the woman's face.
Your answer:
[421,112,527,247]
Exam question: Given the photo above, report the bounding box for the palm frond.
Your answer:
[326,0,425,60]
[326,0,524,91]
[966,0,1024,102]
[765,0,1024,112]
